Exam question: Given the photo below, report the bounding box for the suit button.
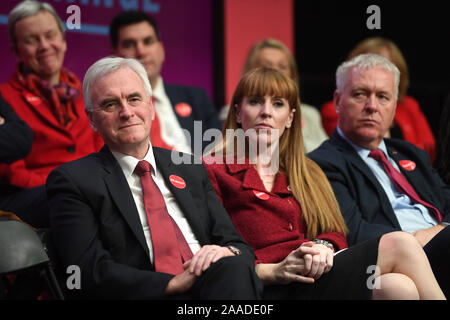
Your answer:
[67,146,75,154]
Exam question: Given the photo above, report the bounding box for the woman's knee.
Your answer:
[379,231,422,256]
[372,273,419,300]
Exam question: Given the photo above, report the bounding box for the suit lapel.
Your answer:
[153,148,208,244]
[331,132,401,227]
[99,147,150,257]
[386,142,435,205]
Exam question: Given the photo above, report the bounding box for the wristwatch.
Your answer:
[312,239,335,252]
[227,245,242,256]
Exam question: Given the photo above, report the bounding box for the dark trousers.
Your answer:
[178,256,263,300]
[423,225,450,299]
[0,184,49,228]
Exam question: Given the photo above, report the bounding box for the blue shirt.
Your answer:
[336,127,437,232]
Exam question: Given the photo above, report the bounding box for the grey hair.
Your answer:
[83,57,152,112]
[336,53,400,101]
[8,1,66,51]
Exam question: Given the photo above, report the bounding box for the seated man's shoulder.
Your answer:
[387,138,430,161]
[308,139,342,163]
[49,152,104,180]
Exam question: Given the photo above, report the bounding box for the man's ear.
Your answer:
[333,90,341,114]
[87,111,98,132]
[149,96,155,121]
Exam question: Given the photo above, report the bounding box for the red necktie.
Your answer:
[369,148,442,222]
[134,160,193,274]
[150,97,173,150]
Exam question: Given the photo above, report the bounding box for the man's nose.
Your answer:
[364,95,378,112]
[135,42,147,58]
[119,102,134,118]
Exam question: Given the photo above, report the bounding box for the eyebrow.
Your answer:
[99,92,143,106]
[121,35,155,45]
[128,92,143,99]
[99,97,119,108]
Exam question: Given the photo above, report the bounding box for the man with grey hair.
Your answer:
[46,56,262,299]
[309,53,450,297]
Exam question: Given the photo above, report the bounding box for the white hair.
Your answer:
[8,1,66,50]
[83,57,152,112]
[336,53,400,101]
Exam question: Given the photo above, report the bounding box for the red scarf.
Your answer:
[16,65,81,129]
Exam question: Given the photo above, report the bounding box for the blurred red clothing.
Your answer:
[0,67,103,188]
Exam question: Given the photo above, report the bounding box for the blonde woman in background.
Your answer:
[220,38,328,152]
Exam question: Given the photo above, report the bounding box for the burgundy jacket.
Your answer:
[204,158,348,264]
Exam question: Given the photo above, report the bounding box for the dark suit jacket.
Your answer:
[308,130,450,246]
[165,84,221,150]
[0,93,33,194]
[46,146,254,299]
[0,93,33,164]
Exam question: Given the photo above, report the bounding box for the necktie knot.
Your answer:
[368,148,386,162]
[134,160,151,177]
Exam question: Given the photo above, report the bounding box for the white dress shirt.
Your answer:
[152,77,192,154]
[111,141,201,264]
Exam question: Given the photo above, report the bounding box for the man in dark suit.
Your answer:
[46,57,262,299]
[309,53,450,297]
[109,10,221,154]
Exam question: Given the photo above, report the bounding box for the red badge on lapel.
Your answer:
[399,160,416,171]
[175,103,192,117]
[169,175,186,189]
[24,93,42,107]
[253,190,270,200]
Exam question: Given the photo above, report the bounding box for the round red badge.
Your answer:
[24,93,42,106]
[169,175,186,189]
[399,160,416,171]
[253,190,270,200]
[175,103,192,117]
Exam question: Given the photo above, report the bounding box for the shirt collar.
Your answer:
[336,126,388,159]
[221,157,291,195]
[151,76,165,103]
[111,140,157,178]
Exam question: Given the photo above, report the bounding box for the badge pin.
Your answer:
[24,93,42,106]
[169,175,186,189]
[253,190,270,200]
[399,160,416,171]
[175,103,192,117]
